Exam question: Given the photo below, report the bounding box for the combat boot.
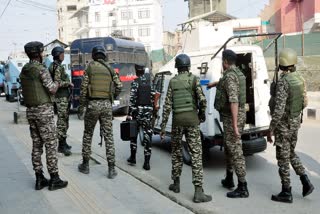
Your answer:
[169,177,180,193]
[35,171,49,190]
[58,139,71,156]
[193,186,212,203]
[271,186,293,203]
[107,164,117,179]
[63,138,72,150]
[48,173,68,191]
[226,181,249,198]
[221,170,235,189]
[300,174,314,197]
[78,158,90,174]
[127,148,136,165]
[143,154,151,171]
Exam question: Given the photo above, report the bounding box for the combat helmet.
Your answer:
[51,46,64,58]
[279,48,297,67]
[24,41,44,55]
[92,45,106,60]
[175,54,191,69]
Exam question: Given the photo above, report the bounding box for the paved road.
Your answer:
[1,98,319,214]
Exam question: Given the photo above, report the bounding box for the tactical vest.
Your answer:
[170,73,199,126]
[214,67,246,114]
[20,63,52,107]
[136,76,152,106]
[87,61,113,99]
[49,62,70,98]
[283,72,304,118]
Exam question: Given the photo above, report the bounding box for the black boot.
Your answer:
[48,173,68,191]
[107,164,117,179]
[35,171,49,190]
[78,158,90,174]
[271,186,293,203]
[127,148,136,165]
[143,155,151,171]
[193,186,212,203]
[169,177,180,193]
[58,139,71,156]
[64,138,72,150]
[226,181,249,198]
[300,174,314,197]
[221,170,235,189]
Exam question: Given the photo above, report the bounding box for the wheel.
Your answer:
[242,137,267,156]
[182,141,192,165]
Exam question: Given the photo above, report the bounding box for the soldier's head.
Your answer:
[175,54,191,72]
[92,45,106,61]
[279,48,297,72]
[135,64,145,77]
[222,49,237,71]
[24,41,44,63]
[51,46,65,62]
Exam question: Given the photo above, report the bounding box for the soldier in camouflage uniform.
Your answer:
[160,54,212,203]
[78,45,122,179]
[268,48,314,203]
[127,64,155,170]
[20,41,68,191]
[49,46,72,156]
[208,49,249,198]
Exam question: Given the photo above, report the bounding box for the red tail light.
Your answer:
[72,70,85,76]
[120,75,137,82]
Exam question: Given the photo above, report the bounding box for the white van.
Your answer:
[153,34,281,163]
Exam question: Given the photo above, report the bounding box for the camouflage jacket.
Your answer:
[79,59,122,107]
[160,71,207,131]
[128,74,155,117]
[49,61,70,88]
[269,72,307,132]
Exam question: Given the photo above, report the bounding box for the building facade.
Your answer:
[57,0,89,45]
[71,0,163,52]
[186,0,226,18]
[260,0,320,34]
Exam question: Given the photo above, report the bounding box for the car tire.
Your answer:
[242,137,267,156]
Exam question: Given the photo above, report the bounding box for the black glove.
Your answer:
[198,111,206,123]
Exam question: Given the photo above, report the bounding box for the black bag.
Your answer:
[120,120,138,141]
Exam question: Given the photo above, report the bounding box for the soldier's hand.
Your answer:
[69,83,74,88]
[267,131,273,144]
[126,116,132,121]
[199,113,206,123]
[160,132,166,142]
[233,127,241,139]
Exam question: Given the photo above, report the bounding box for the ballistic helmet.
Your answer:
[222,49,237,64]
[175,54,191,69]
[92,45,106,59]
[51,46,64,58]
[279,48,297,67]
[24,41,44,55]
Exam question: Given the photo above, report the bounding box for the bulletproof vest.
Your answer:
[283,72,304,118]
[136,76,152,106]
[87,61,113,99]
[170,72,199,126]
[49,62,69,98]
[214,67,246,114]
[20,62,52,107]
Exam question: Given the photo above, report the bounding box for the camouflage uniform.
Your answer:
[49,61,70,142]
[79,59,122,166]
[269,72,307,187]
[20,60,59,174]
[161,71,207,186]
[128,74,155,157]
[218,65,247,183]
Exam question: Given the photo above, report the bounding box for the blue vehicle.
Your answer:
[3,58,29,102]
[70,36,150,112]
[0,64,5,95]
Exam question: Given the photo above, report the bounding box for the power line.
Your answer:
[0,0,12,19]
[15,0,56,12]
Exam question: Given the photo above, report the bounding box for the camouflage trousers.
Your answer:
[55,97,69,140]
[26,103,58,174]
[171,125,203,187]
[82,99,115,166]
[131,107,153,156]
[274,119,305,187]
[222,114,247,183]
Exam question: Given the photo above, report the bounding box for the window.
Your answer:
[138,9,150,19]
[122,29,133,37]
[121,10,132,20]
[112,20,117,27]
[95,12,101,22]
[67,5,77,11]
[95,30,100,37]
[138,27,150,37]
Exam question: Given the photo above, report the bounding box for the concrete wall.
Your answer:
[188,0,226,18]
